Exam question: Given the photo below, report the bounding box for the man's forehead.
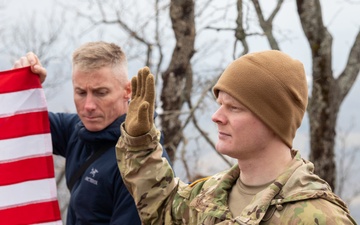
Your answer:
[217,91,241,104]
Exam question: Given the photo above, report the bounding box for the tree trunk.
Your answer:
[160,0,195,162]
[296,0,360,190]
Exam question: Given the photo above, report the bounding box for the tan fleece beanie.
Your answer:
[213,50,308,148]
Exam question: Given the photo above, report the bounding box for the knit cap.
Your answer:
[213,50,308,148]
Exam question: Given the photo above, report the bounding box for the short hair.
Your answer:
[72,41,128,74]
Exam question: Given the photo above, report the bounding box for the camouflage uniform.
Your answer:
[116,125,357,225]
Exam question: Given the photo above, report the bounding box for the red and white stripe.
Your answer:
[0,67,62,225]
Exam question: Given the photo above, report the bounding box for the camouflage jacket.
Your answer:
[116,125,357,225]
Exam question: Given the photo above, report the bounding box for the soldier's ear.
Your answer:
[124,81,131,100]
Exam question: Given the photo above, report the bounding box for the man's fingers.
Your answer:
[11,52,47,84]
[140,67,150,97]
[32,65,47,83]
[12,60,22,69]
[125,66,155,136]
[26,52,37,65]
[145,73,155,105]
[134,66,151,99]
[136,68,143,98]
[131,77,138,100]
[137,102,150,124]
[20,56,31,66]
[12,57,30,69]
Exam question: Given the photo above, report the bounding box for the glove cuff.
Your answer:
[120,123,160,148]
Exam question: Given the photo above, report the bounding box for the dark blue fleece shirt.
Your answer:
[49,112,171,225]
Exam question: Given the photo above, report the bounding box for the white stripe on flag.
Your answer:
[0,88,47,118]
[0,178,58,208]
[0,134,52,162]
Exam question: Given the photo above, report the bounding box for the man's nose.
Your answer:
[84,95,96,111]
[211,107,226,124]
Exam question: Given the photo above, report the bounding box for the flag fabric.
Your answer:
[0,67,62,225]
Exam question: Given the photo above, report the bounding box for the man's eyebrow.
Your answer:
[74,86,108,91]
[93,87,109,91]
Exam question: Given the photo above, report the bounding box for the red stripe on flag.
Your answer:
[0,67,41,94]
[0,200,61,225]
[0,111,50,140]
[0,155,55,186]
[0,67,62,224]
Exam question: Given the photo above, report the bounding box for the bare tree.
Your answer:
[2,9,71,99]
[225,0,360,191]
[0,2,8,58]
[65,0,195,163]
[191,0,360,195]
[296,0,360,190]
[57,0,360,194]
[62,0,171,73]
[251,0,282,50]
[160,0,196,162]
[335,122,360,203]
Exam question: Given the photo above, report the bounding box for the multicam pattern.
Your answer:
[116,125,357,225]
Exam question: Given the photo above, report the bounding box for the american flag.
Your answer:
[0,67,62,224]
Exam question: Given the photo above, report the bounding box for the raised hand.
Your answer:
[12,52,47,83]
[125,67,155,136]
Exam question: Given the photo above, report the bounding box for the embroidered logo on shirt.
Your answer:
[85,167,99,186]
[90,168,99,177]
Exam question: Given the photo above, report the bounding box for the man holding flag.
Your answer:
[9,41,171,224]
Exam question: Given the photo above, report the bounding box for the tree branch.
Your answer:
[337,30,360,101]
[251,0,283,50]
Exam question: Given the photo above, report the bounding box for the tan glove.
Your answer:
[125,66,155,136]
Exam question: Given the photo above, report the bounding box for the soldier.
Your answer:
[116,50,357,224]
